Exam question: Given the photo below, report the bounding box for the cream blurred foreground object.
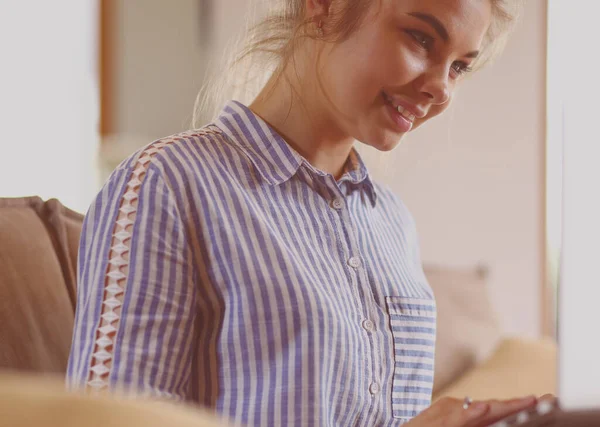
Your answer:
[0,373,231,427]
[434,337,557,401]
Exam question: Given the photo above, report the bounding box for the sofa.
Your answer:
[0,196,562,424]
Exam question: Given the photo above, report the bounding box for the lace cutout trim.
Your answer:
[85,128,220,391]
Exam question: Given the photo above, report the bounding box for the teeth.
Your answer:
[383,92,417,122]
[396,105,416,122]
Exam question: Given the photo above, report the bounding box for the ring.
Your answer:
[463,396,473,410]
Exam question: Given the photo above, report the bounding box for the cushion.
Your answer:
[0,197,83,373]
[424,263,502,394]
[432,337,557,401]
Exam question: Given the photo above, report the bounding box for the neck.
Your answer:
[249,65,355,180]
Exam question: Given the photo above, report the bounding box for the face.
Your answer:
[317,0,492,151]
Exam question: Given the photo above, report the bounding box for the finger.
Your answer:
[460,401,490,425]
[428,398,489,427]
[445,401,490,427]
[480,396,537,425]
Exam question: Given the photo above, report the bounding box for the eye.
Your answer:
[406,30,434,51]
[450,61,473,78]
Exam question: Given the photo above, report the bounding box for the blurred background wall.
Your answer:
[0,1,99,213]
[111,0,207,141]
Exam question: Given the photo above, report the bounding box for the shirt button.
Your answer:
[331,198,344,210]
[347,256,361,269]
[362,319,375,333]
[369,382,381,395]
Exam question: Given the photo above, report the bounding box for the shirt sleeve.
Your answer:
[67,162,198,401]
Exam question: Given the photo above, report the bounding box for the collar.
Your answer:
[214,100,377,206]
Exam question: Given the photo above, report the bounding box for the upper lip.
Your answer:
[383,93,427,119]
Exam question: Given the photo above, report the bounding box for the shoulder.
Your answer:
[103,124,237,188]
[115,125,226,174]
[86,125,232,224]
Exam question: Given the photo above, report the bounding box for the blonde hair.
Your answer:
[192,0,523,128]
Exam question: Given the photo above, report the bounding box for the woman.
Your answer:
[68,0,538,425]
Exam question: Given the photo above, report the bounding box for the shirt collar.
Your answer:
[214,100,377,205]
[337,149,377,206]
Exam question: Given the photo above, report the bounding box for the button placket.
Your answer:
[362,319,375,333]
[369,382,381,395]
[331,198,345,210]
[326,182,383,409]
[347,256,361,269]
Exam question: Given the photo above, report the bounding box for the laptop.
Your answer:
[557,94,600,411]
[548,0,600,411]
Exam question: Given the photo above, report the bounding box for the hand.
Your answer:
[403,395,538,427]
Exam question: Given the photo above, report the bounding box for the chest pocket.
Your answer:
[386,296,437,421]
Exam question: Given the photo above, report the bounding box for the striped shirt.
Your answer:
[67,100,437,426]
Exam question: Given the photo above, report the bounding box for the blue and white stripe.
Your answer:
[67,100,436,426]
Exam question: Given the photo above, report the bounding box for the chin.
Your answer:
[364,131,406,152]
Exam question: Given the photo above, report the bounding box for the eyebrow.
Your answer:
[407,12,480,59]
[407,12,449,41]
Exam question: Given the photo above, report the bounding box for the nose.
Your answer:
[416,66,451,105]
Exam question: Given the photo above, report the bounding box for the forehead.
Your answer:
[383,0,492,47]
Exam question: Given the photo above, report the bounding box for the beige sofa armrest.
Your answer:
[433,337,557,401]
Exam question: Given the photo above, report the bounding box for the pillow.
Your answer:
[423,263,502,395]
[43,198,84,308]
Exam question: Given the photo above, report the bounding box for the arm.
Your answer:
[67,163,198,401]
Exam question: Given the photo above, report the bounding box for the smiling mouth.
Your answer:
[382,92,417,122]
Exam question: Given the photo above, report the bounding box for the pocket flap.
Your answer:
[385,296,436,318]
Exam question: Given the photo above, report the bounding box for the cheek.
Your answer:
[360,42,428,97]
[384,46,428,82]
[322,46,384,109]
[324,30,410,105]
